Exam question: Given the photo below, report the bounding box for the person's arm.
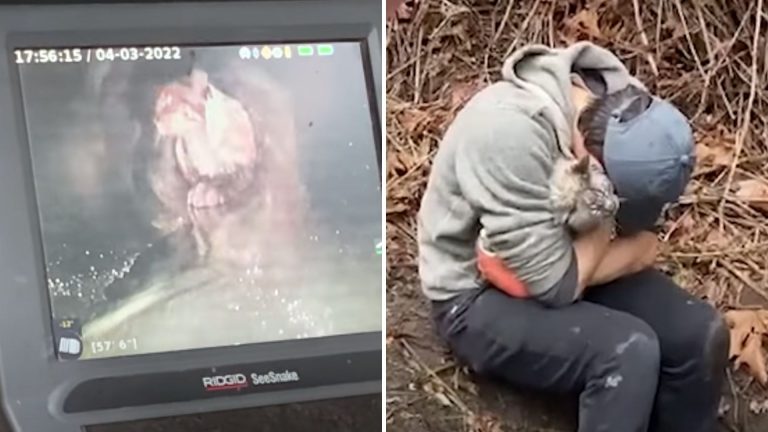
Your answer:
[476,220,613,307]
[582,230,658,289]
[517,228,656,306]
[455,111,578,300]
[571,221,614,291]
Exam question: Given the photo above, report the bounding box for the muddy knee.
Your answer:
[613,330,661,377]
[594,319,661,392]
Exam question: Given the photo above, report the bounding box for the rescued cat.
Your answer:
[550,154,620,234]
[475,154,620,265]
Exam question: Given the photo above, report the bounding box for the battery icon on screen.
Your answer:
[317,44,334,56]
[297,45,314,56]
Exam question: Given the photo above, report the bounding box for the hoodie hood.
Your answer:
[500,42,644,156]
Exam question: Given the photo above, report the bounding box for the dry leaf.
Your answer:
[392,150,421,172]
[450,81,482,112]
[386,0,406,20]
[462,379,479,396]
[564,10,602,39]
[724,310,768,384]
[694,127,736,172]
[422,382,453,407]
[695,141,733,167]
[466,413,504,432]
[397,108,429,135]
[705,228,730,248]
[440,0,470,17]
[387,202,410,215]
[734,179,768,213]
[433,392,452,407]
[679,212,697,231]
[725,310,764,357]
[737,333,767,384]
[749,399,768,414]
[705,281,723,306]
[387,150,407,174]
[392,0,419,21]
[719,399,732,417]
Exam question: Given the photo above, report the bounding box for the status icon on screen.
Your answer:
[54,318,83,360]
[261,46,272,60]
[238,46,252,60]
[58,337,82,356]
[297,45,314,56]
[252,47,261,59]
[375,240,382,255]
[317,44,334,56]
[284,46,292,58]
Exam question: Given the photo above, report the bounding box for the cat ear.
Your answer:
[572,155,590,174]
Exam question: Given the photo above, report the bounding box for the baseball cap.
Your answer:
[602,96,696,234]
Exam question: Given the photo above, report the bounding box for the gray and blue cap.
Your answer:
[602,97,696,233]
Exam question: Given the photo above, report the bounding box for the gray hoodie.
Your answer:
[417,42,643,302]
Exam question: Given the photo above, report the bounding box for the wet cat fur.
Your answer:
[550,155,620,234]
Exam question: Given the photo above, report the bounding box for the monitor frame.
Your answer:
[0,1,382,431]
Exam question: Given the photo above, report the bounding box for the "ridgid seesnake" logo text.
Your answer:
[201,370,300,392]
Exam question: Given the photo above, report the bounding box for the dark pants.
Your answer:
[431,269,730,432]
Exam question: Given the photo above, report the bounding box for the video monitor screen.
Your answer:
[13,41,382,360]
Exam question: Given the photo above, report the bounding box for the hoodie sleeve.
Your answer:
[454,110,576,303]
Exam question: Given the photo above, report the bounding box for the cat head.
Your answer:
[583,188,620,217]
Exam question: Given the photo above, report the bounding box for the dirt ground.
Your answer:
[386,270,768,432]
[386,0,768,431]
[386,271,575,432]
[0,394,380,432]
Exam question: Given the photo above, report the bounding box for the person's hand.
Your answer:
[630,230,659,271]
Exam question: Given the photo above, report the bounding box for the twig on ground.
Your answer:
[399,338,472,414]
[502,0,541,60]
[720,259,768,303]
[632,0,659,76]
[719,0,763,230]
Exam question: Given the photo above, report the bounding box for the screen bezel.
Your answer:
[0,1,381,431]
[15,38,380,364]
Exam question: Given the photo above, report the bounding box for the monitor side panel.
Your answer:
[0,1,382,431]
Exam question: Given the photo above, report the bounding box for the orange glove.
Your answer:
[476,234,531,299]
